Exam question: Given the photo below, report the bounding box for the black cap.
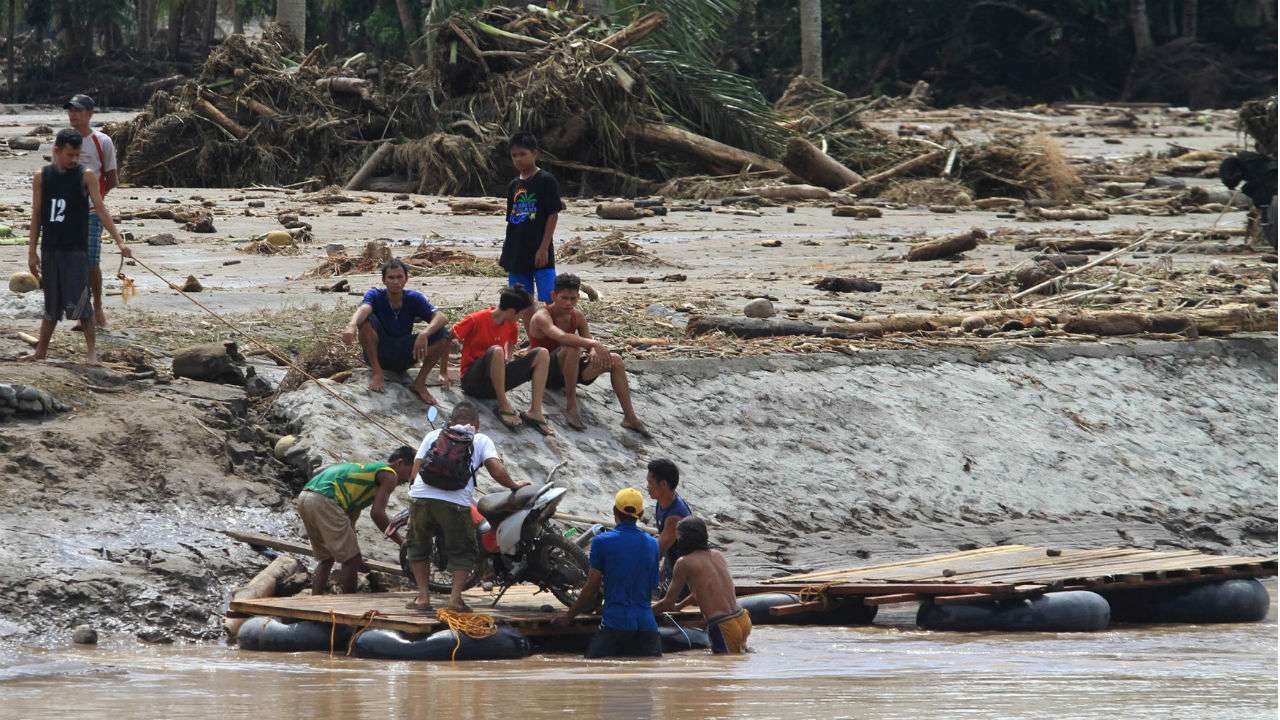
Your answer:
[64,94,95,111]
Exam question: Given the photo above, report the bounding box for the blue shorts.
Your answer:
[87,212,102,266]
[507,268,556,303]
[363,315,447,373]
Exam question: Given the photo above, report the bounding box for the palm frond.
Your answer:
[635,49,785,157]
[608,0,740,62]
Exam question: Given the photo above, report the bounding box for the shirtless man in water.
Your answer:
[651,516,751,654]
[526,273,647,435]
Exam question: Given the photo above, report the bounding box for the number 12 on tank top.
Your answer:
[49,198,66,222]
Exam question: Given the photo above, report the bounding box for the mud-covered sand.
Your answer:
[0,105,1275,642]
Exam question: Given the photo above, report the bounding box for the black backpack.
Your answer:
[419,428,476,491]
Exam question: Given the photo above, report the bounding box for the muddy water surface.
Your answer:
[3,597,1275,720]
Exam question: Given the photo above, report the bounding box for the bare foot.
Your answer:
[70,323,84,333]
[622,418,651,438]
[446,601,474,613]
[18,353,47,362]
[405,596,432,611]
[411,383,437,405]
[368,372,385,392]
[564,407,586,431]
[85,353,101,366]
[95,311,108,329]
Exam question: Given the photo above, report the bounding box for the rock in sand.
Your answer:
[181,275,203,292]
[72,624,98,645]
[743,298,776,319]
[172,341,247,385]
[273,435,299,459]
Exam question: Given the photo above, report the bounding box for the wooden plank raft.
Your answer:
[232,586,704,637]
[737,545,1277,607]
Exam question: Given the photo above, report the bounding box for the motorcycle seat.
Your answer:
[477,482,545,522]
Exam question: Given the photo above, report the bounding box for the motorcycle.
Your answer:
[387,478,599,609]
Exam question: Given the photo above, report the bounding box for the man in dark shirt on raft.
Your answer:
[648,458,691,584]
[341,259,449,404]
[556,488,662,658]
[500,131,564,303]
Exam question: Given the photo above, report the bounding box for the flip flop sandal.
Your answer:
[493,406,523,430]
[520,412,556,436]
[405,598,432,611]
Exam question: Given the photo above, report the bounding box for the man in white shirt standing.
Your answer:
[404,401,527,612]
[65,94,119,330]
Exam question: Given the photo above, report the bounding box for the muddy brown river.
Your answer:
[3,594,1274,720]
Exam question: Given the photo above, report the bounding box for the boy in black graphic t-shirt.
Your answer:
[499,132,564,303]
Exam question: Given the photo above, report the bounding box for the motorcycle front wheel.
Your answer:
[533,531,598,610]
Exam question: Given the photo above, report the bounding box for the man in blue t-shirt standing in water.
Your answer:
[341,259,449,404]
[556,488,662,658]
[647,458,691,584]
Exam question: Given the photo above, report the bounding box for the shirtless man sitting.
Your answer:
[651,516,751,654]
[526,273,646,435]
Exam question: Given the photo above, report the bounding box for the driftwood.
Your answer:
[449,199,504,213]
[240,97,279,119]
[1033,208,1110,221]
[814,276,882,293]
[193,98,248,140]
[222,555,304,642]
[782,137,863,190]
[686,316,879,339]
[844,149,948,195]
[832,205,881,218]
[596,202,650,220]
[1014,236,1130,252]
[316,77,373,102]
[752,184,832,202]
[591,12,666,59]
[344,142,395,191]
[625,123,789,175]
[1008,232,1153,302]
[906,228,985,261]
[1189,304,1278,335]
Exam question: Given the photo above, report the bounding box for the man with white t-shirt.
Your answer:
[404,401,528,611]
[66,94,118,330]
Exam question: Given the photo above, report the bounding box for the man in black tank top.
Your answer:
[23,129,131,364]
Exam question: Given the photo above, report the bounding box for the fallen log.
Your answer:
[843,149,947,195]
[782,137,863,190]
[240,97,279,119]
[344,141,395,191]
[193,98,248,140]
[222,555,304,642]
[316,77,373,102]
[449,199,504,213]
[906,228,986,261]
[625,123,789,176]
[1189,304,1278,335]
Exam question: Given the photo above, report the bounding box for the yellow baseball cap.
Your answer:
[614,488,645,519]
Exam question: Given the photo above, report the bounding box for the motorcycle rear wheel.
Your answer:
[533,531,597,610]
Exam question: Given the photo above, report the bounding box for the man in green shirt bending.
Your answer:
[295,446,416,594]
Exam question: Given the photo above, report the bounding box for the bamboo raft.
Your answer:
[734,545,1278,615]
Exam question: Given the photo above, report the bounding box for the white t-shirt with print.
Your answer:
[409,425,498,507]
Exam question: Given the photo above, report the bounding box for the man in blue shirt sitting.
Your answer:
[341,259,449,404]
[556,488,661,658]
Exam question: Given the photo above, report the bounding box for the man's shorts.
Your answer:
[706,608,752,654]
[507,268,556,303]
[296,489,361,563]
[405,497,478,572]
[545,350,597,390]
[41,250,91,322]
[362,314,447,373]
[460,346,536,398]
[86,212,102,266]
[584,627,663,658]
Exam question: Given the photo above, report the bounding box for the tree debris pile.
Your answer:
[558,231,674,267]
[306,241,501,278]
[1239,96,1277,157]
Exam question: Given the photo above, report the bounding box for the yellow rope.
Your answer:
[798,581,842,611]
[328,609,338,658]
[435,608,498,662]
[346,610,383,656]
